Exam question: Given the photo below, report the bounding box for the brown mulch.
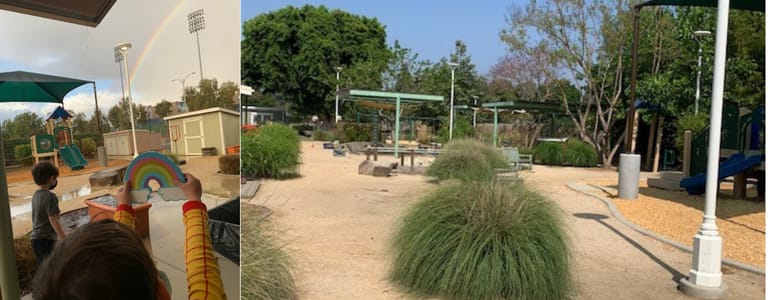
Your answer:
[587,178,765,268]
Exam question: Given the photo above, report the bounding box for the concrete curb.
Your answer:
[566,181,765,276]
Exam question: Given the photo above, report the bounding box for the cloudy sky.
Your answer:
[0,0,240,122]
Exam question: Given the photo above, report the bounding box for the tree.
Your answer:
[1,112,44,139]
[241,5,391,119]
[184,79,239,111]
[502,0,632,166]
[106,98,144,130]
[154,100,173,118]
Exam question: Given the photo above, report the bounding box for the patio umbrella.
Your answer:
[0,70,92,297]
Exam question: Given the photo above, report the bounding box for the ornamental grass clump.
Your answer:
[563,138,599,167]
[426,139,508,182]
[390,181,572,300]
[241,124,301,179]
[241,204,297,300]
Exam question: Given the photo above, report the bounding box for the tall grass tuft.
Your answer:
[426,139,507,182]
[563,139,599,167]
[390,181,572,300]
[241,204,297,300]
[241,124,301,179]
[533,141,564,165]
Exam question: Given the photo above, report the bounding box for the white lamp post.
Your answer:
[448,62,459,140]
[335,66,342,123]
[693,30,711,115]
[114,42,139,158]
[472,95,479,128]
[678,1,728,298]
[172,71,196,111]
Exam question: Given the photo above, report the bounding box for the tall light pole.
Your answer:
[172,71,196,111]
[335,66,342,123]
[693,30,711,115]
[472,95,479,128]
[678,1,729,297]
[114,42,139,158]
[448,62,459,140]
[188,9,205,81]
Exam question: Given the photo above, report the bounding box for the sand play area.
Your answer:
[245,141,764,299]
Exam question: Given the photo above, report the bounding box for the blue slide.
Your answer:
[58,144,88,170]
[680,152,763,195]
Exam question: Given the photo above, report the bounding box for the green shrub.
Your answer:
[14,144,32,166]
[426,139,507,182]
[241,204,297,300]
[533,142,564,165]
[437,118,475,144]
[78,137,97,159]
[342,123,372,142]
[218,154,240,175]
[241,124,301,179]
[311,128,335,141]
[390,181,572,300]
[563,139,598,167]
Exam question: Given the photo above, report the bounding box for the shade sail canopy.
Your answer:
[0,0,116,27]
[0,71,93,103]
[637,0,764,12]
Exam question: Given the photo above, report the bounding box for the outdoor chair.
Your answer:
[502,147,533,171]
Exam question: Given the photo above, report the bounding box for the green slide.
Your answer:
[58,144,88,170]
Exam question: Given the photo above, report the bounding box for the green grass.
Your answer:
[390,181,572,300]
[241,124,301,179]
[426,139,507,182]
[563,139,599,167]
[241,204,297,300]
[533,141,564,165]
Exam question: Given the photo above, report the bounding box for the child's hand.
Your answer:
[116,180,133,206]
[173,173,202,201]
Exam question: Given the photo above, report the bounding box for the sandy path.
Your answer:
[247,142,765,299]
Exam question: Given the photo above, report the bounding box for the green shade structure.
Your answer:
[0,71,92,103]
[0,70,92,298]
[342,89,443,157]
[481,101,564,147]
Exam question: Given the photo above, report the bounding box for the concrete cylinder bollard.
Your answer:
[97,146,107,167]
[618,153,641,199]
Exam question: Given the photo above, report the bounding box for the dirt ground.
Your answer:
[246,141,765,300]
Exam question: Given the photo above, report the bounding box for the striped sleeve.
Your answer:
[113,204,135,228]
[183,200,226,300]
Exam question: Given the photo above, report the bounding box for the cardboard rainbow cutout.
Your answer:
[123,152,185,202]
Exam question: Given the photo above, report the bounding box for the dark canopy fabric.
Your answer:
[0,71,92,103]
[637,0,764,12]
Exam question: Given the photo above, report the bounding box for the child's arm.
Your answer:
[114,181,136,228]
[48,215,66,240]
[174,174,226,299]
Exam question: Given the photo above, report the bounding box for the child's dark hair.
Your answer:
[32,219,159,300]
[31,162,59,185]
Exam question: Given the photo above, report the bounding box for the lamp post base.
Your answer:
[678,278,727,299]
[678,233,727,299]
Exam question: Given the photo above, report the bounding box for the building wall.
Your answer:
[222,112,240,149]
[164,108,239,156]
[103,130,162,156]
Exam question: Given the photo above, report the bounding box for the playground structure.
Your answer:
[677,104,764,197]
[31,106,88,170]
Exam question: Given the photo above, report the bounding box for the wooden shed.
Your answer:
[164,107,240,156]
[103,129,163,156]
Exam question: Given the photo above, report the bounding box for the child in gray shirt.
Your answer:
[30,161,66,264]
